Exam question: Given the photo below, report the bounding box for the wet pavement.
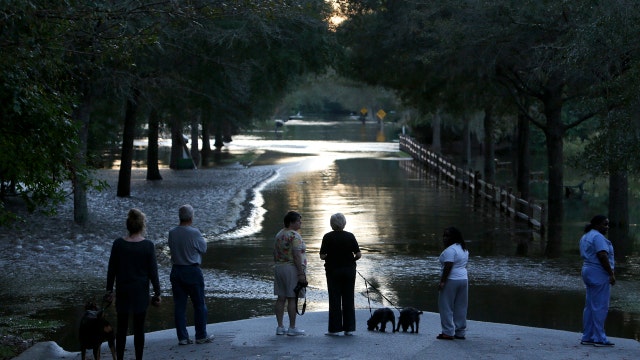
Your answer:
[14,309,640,360]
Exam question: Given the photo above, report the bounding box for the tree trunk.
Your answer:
[201,123,212,167]
[201,107,212,167]
[146,108,162,181]
[483,105,495,184]
[516,111,531,200]
[72,86,91,225]
[117,88,140,197]
[190,112,200,167]
[462,116,471,166]
[170,118,183,169]
[432,109,442,154]
[609,171,629,262]
[214,125,224,150]
[542,78,565,258]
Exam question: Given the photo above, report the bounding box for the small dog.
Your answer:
[79,300,116,360]
[395,307,423,333]
[366,307,396,332]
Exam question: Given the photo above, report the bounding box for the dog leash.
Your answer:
[294,283,307,315]
[296,296,307,316]
[357,270,402,314]
[360,272,374,317]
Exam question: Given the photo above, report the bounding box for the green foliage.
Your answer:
[335,0,512,139]
[336,0,640,252]
[0,0,79,222]
[1,0,338,222]
[0,1,129,222]
[275,71,400,117]
[0,314,64,359]
[563,1,640,177]
[129,0,336,133]
[574,106,640,176]
[337,0,640,163]
[0,72,76,216]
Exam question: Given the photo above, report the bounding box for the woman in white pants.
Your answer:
[437,226,469,340]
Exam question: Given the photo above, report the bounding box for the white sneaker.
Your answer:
[287,327,305,336]
[344,331,353,336]
[195,335,215,344]
[276,326,286,335]
[325,332,340,336]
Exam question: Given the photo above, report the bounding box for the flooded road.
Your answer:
[4,117,639,351]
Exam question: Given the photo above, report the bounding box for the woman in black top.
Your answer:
[320,213,362,336]
[106,209,161,360]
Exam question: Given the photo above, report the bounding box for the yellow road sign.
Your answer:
[376,109,386,120]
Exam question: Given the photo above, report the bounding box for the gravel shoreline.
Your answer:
[0,161,285,359]
[0,163,281,358]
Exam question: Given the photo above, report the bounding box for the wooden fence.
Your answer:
[399,135,546,236]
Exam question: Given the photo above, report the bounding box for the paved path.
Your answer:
[15,310,639,359]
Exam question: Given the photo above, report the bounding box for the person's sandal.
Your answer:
[437,333,454,340]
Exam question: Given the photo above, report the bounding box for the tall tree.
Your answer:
[146,108,162,180]
[117,88,141,197]
[1,2,81,223]
[31,1,175,219]
[1,0,336,221]
[578,107,640,261]
[567,1,640,260]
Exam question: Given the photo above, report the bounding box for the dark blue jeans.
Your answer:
[326,265,357,333]
[170,265,209,341]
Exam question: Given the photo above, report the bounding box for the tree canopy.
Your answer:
[0,0,335,224]
[334,0,640,256]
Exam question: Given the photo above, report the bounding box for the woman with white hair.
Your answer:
[320,213,361,336]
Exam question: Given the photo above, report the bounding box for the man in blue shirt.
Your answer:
[168,204,214,345]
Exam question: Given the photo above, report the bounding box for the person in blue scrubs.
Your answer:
[579,215,615,347]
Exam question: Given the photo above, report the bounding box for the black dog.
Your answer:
[395,307,423,333]
[79,300,116,360]
[366,307,396,332]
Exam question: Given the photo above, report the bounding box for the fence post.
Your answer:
[507,188,513,216]
[400,135,544,237]
[540,204,546,236]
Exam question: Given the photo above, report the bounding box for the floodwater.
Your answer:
[19,117,640,350]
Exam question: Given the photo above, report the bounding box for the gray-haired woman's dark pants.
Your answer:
[326,265,357,333]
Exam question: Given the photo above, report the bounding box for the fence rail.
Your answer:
[399,135,546,236]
